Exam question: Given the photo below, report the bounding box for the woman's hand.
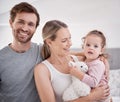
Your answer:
[104,59,110,81]
[99,56,110,81]
[91,84,110,101]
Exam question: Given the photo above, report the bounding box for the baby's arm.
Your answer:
[69,65,85,80]
[69,60,106,87]
[82,61,106,87]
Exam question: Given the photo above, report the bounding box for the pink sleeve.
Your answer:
[82,61,105,88]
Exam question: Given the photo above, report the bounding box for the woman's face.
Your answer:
[49,28,72,56]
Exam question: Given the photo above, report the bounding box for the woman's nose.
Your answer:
[68,40,72,47]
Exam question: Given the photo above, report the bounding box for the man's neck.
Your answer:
[9,42,31,53]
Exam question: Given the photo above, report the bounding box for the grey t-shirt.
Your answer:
[0,43,42,102]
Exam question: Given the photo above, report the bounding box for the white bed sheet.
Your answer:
[112,96,120,102]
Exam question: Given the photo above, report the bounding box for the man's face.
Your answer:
[9,12,37,43]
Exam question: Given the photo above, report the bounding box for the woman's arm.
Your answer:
[71,84,110,102]
[70,51,84,56]
[102,58,110,81]
[34,63,56,102]
[70,51,86,60]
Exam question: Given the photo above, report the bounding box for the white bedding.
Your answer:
[109,69,120,102]
[112,97,120,102]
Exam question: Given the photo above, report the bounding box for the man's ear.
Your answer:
[9,19,13,28]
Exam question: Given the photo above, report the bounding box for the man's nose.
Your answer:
[21,24,29,31]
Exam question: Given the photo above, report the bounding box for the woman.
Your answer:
[34,20,110,102]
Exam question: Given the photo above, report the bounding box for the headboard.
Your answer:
[71,48,120,70]
[106,48,120,70]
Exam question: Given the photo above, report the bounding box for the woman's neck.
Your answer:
[48,54,72,74]
[49,54,71,64]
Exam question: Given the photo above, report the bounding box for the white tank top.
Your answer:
[42,55,79,102]
[42,60,71,102]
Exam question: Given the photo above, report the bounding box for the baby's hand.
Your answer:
[68,61,77,75]
[68,61,87,80]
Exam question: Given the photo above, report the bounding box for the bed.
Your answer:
[104,48,120,102]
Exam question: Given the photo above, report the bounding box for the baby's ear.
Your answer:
[81,44,84,49]
[101,47,105,53]
[99,48,104,55]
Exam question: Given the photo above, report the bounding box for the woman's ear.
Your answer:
[46,39,52,47]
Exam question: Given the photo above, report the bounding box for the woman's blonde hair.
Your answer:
[41,20,68,60]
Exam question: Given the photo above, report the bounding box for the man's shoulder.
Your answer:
[0,46,9,61]
[0,45,8,53]
[31,42,43,54]
[31,42,42,47]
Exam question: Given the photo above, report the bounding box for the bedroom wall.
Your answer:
[0,0,120,49]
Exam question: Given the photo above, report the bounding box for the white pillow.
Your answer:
[109,69,120,97]
[112,96,120,102]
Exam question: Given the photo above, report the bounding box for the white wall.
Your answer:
[0,0,120,49]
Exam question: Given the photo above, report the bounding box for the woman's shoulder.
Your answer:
[34,60,49,73]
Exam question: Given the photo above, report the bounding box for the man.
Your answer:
[0,2,42,102]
